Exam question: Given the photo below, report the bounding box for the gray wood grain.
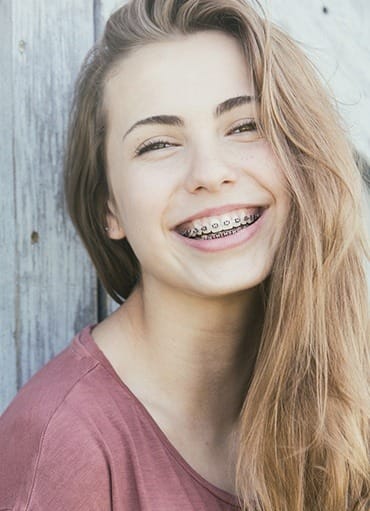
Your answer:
[1,0,99,413]
[0,1,18,414]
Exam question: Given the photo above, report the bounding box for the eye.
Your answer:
[228,119,258,135]
[135,139,180,157]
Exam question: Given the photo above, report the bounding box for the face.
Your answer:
[104,30,290,298]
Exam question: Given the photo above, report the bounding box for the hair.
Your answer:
[64,0,370,509]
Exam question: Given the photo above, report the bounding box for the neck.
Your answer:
[119,275,264,440]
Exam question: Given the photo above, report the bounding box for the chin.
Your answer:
[185,273,268,299]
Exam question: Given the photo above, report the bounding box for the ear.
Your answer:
[105,200,125,240]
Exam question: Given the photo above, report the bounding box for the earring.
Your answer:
[104,226,109,232]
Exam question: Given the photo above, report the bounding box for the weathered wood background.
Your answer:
[1,0,369,414]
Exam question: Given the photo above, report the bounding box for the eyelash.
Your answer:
[134,119,258,157]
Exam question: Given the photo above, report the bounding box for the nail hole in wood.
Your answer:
[322,6,328,14]
[31,231,39,244]
[18,40,26,53]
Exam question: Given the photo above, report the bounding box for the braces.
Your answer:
[180,213,260,239]
[200,225,245,240]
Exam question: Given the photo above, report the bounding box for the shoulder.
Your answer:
[0,326,101,452]
[0,326,136,510]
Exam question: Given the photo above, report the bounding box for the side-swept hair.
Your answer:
[64,1,369,509]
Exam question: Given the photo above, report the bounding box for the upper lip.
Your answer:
[173,203,266,229]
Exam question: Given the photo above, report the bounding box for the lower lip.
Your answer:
[172,210,266,252]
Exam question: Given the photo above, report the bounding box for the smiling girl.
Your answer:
[0,1,369,510]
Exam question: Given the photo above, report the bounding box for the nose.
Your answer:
[184,145,238,194]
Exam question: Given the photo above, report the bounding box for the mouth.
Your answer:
[174,206,264,241]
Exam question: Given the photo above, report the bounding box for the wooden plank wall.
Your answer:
[0,0,121,414]
[1,0,369,414]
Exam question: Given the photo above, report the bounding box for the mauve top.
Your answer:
[0,325,241,510]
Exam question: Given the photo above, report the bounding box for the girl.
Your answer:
[0,0,368,509]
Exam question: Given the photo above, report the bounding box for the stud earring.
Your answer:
[104,226,110,232]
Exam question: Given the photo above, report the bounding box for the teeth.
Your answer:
[193,220,204,236]
[210,218,222,233]
[246,214,257,225]
[231,212,242,228]
[179,208,261,238]
[200,220,211,234]
[220,214,233,230]
[241,212,248,226]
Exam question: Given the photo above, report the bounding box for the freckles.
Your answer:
[240,151,265,171]
[240,152,255,163]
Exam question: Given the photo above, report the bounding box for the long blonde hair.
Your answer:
[64,0,370,508]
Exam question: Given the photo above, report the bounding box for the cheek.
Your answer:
[115,174,171,239]
[253,146,288,196]
[123,156,184,207]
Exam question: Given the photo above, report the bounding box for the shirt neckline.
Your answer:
[75,324,241,508]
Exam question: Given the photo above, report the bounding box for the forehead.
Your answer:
[103,30,254,126]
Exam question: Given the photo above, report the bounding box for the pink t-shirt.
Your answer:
[0,325,241,510]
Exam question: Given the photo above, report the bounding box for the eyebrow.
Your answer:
[122,95,255,141]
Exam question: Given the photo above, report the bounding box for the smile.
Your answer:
[176,207,262,239]
[173,206,266,252]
